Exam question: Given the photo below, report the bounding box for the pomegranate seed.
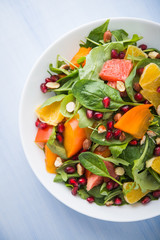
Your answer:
[120,90,127,98]
[114,197,122,205]
[107,121,114,130]
[144,99,150,104]
[93,112,103,120]
[136,68,144,76]
[111,49,119,59]
[157,86,160,93]
[78,177,87,186]
[141,196,151,204]
[134,93,143,101]
[106,130,113,140]
[68,178,78,187]
[56,133,63,143]
[152,190,160,198]
[102,96,110,108]
[40,83,47,93]
[113,129,122,139]
[113,182,119,189]
[39,122,48,130]
[120,105,130,113]
[50,75,59,82]
[65,166,76,174]
[45,78,51,83]
[154,146,160,156]
[119,51,125,59]
[87,196,95,203]
[57,123,65,133]
[71,186,78,196]
[35,118,40,127]
[106,181,114,190]
[129,139,138,146]
[139,44,147,50]
[86,109,94,119]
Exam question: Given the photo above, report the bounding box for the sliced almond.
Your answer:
[66,102,75,113]
[156,137,160,145]
[116,81,125,92]
[98,125,107,134]
[140,135,146,145]
[54,157,63,167]
[119,132,126,142]
[147,130,156,137]
[83,139,92,150]
[157,105,160,116]
[77,163,84,176]
[114,113,122,122]
[115,167,125,176]
[105,200,114,206]
[46,82,60,89]
[148,51,160,59]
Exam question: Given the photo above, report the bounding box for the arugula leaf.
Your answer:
[88,185,104,198]
[54,173,79,182]
[144,48,160,54]
[79,43,124,80]
[78,107,94,128]
[49,63,69,75]
[149,168,160,184]
[125,58,160,102]
[111,29,128,41]
[79,152,122,185]
[77,189,90,199]
[104,189,122,203]
[40,94,66,109]
[122,34,143,48]
[57,70,78,85]
[82,19,110,48]
[72,79,139,113]
[54,76,79,93]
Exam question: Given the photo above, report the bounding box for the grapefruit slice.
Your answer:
[99,59,133,82]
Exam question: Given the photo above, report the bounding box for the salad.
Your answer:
[35,19,160,206]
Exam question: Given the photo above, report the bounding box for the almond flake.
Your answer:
[98,125,107,134]
[54,157,63,167]
[66,102,75,113]
[147,130,156,137]
[140,135,146,145]
[156,137,160,145]
[148,51,160,59]
[46,82,60,89]
[77,163,84,176]
[116,81,125,92]
[115,167,125,176]
[106,200,114,206]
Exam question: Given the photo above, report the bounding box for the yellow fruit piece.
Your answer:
[123,182,150,204]
[36,101,64,126]
[139,63,160,108]
[146,157,160,174]
[125,45,148,60]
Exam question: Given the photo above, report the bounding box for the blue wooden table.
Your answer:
[1,0,160,239]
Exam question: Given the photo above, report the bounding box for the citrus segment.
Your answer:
[139,63,160,88]
[36,101,64,126]
[99,59,133,82]
[141,89,160,108]
[124,45,148,60]
[123,182,150,204]
[146,157,160,174]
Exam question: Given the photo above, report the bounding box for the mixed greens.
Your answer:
[35,19,160,206]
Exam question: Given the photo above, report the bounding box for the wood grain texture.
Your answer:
[0,0,160,239]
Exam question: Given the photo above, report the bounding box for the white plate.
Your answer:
[19,17,160,222]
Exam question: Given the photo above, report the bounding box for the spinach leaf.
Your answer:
[79,152,122,185]
[85,152,130,166]
[79,42,124,80]
[109,142,131,158]
[47,140,68,159]
[72,79,139,113]
[54,76,79,93]
[91,123,133,146]
[111,29,128,41]
[49,63,69,75]
[77,189,90,199]
[60,94,75,117]
[40,94,66,109]
[125,58,160,102]
[94,198,105,206]
[82,19,110,48]
[104,189,122,203]
[56,160,79,182]
[88,185,104,198]
[54,173,79,182]
[78,107,94,128]
[149,168,160,184]
[57,70,78,85]
[122,34,143,48]
[132,137,159,192]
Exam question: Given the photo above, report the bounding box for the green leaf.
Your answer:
[82,19,110,48]
[144,48,160,54]
[79,42,124,80]
[49,63,69,75]
[40,94,66,109]
[109,142,130,158]
[60,94,76,117]
[54,173,80,182]
[122,34,143,48]
[104,189,122,203]
[47,127,56,145]
[77,56,86,64]
[47,140,68,159]
[57,70,78,85]
[77,189,90,199]
[79,152,122,185]
[88,185,104,198]
[78,107,94,128]
[56,160,79,182]
[54,76,79,93]
[111,29,128,41]
[149,168,160,184]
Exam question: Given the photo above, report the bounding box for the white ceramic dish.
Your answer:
[19,17,160,222]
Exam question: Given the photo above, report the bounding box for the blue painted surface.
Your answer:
[0,0,160,239]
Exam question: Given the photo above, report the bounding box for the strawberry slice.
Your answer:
[99,59,133,82]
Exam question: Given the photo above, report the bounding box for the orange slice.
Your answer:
[36,101,64,126]
[123,182,150,204]
[146,157,160,174]
[124,45,148,60]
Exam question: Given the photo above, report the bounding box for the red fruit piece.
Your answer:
[106,181,114,190]
[106,130,113,140]
[113,129,122,139]
[157,86,160,93]
[56,133,63,143]
[99,59,133,82]
[139,44,147,50]
[111,49,119,59]
[65,166,75,174]
[40,83,47,93]
[134,93,143,101]
[136,68,144,76]
[152,190,160,198]
[57,123,65,133]
[93,112,103,120]
[86,174,103,191]
[102,96,110,108]
[107,121,114,130]
[71,186,78,196]
[141,196,151,204]
[114,197,122,205]
[129,139,138,146]
[68,178,78,187]
[154,146,160,156]
[87,196,95,203]
[86,109,94,119]
[78,177,87,186]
